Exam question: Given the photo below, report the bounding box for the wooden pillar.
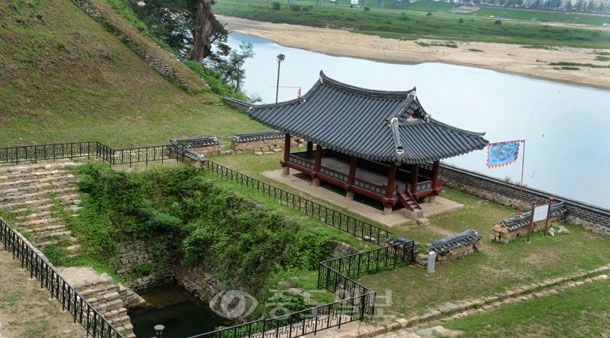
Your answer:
[432,160,440,191]
[312,144,323,187]
[282,134,291,176]
[384,162,397,215]
[346,156,358,200]
[306,141,314,158]
[410,164,419,195]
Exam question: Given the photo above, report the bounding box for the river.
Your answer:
[227,33,610,210]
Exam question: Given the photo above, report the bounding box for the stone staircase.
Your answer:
[0,161,145,337]
[0,161,82,251]
[60,267,145,338]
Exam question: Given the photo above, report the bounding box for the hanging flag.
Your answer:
[297,87,301,98]
[487,140,521,168]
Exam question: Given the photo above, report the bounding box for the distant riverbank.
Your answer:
[217,15,610,90]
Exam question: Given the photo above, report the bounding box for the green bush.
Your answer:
[183,60,248,100]
[72,163,345,296]
[272,2,281,10]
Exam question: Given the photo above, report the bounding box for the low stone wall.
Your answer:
[490,202,568,243]
[170,137,221,156]
[415,229,483,265]
[232,131,287,154]
[441,164,610,237]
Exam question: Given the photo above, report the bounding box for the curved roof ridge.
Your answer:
[430,118,487,136]
[246,97,305,111]
[319,71,415,99]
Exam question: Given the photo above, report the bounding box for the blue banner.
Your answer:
[487,140,520,168]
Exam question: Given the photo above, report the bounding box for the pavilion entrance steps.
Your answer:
[397,192,421,212]
[0,161,82,253]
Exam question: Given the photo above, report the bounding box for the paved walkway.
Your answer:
[0,247,85,338]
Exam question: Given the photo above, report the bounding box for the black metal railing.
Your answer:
[0,217,125,338]
[0,142,98,164]
[205,160,393,247]
[0,141,181,167]
[188,289,374,338]
[318,241,415,285]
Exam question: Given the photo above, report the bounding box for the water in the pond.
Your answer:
[131,286,227,338]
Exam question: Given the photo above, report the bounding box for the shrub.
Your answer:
[290,4,301,11]
[272,1,281,10]
[495,19,502,25]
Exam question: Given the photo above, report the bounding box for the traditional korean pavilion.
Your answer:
[247,71,488,216]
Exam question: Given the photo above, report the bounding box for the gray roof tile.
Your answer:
[247,71,488,164]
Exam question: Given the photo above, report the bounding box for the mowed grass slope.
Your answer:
[0,0,266,148]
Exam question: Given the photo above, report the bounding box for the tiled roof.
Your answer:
[170,137,219,148]
[232,131,284,143]
[247,71,488,164]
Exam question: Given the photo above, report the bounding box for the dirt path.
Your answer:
[217,15,610,90]
[0,248,85,338]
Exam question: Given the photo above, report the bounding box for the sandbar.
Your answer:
[217,15,610,90]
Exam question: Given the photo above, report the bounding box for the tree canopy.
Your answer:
[130,0,228,62]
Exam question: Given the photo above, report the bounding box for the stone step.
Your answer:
[0,188,79,204]
[15,210,53,221]
[0,176,78,195]
[3,196,81,215]
[0,162,80,174]
[22,220,65,231]
[0,171,78,187]
[110,314,133,328]
[34,231,75,244]
[96,299,124,313]
[66,244,81,252]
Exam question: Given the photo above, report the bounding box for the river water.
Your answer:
[227,33,610,210]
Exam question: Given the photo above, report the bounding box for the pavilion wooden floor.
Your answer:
[262,168,464,228]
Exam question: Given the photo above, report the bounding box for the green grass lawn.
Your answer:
[443,280,610,337]
[211,153,610,335]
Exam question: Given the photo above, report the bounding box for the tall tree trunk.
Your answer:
[189,0,214,63]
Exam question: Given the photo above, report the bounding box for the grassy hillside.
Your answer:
[0,0,266,148]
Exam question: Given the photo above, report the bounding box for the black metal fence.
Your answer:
[0,141,180,167]
[205,160,393,247]
[318,241,415,288]
[0,217,125,338]
[188,290,375,338]
[0,142,98,164]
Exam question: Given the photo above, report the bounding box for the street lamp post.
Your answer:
[275,54,285,103]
